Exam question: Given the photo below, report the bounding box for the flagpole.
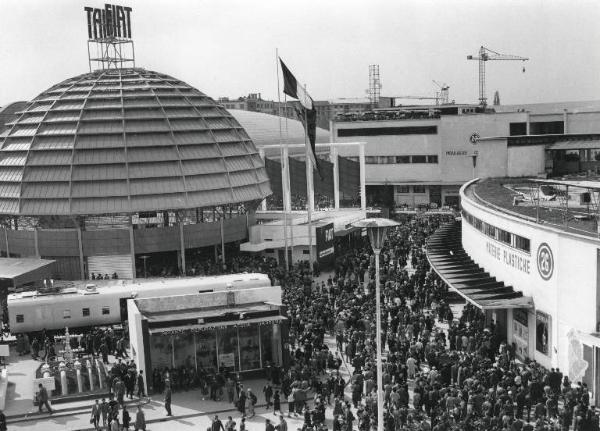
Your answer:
[303,84,315,266]
[283,96,294,260]
[276,49,290,271]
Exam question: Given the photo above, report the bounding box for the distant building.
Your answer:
[332,101,600,208]
[219,93,393,130]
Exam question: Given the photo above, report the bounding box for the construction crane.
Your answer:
[467,46,528,107]
[432,80,450,105]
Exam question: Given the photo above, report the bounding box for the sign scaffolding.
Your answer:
[84,4,135,71]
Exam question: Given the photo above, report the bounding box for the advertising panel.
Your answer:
[536,311,551,355]
[316,223,335,266]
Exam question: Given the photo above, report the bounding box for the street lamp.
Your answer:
[352,217,399,431]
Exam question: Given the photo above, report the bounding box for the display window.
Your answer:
[195,331,217,373]
[150,334,173,368]
[536,311,550,355]
[217,327,239,372]
[173,332,195,368]
[239,326,260,370]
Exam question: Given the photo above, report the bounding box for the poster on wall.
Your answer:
[218,353,235,368]
[316,223,335,267]
[536,311,550,355]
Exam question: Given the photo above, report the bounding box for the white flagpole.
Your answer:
[283,96,294,260]
[303,84,315,266]
[276,49,290,271]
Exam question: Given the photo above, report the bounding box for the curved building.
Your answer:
[0,68,271,279]
[429,177,600,405]
[229,109,330,158]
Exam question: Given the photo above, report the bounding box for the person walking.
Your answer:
[225,415,236,431]
[164,383,172,416]
[277,415,288,431]
[37,383,53,414]
[134,405,146,431]
[211,415,225,431]
[136,371,145,398]
[273,390,281,415]
[246,389,256,418]
[263,382,273,410]
[122,405,131,430]
[265,418,275,431]
[91,399,101,430]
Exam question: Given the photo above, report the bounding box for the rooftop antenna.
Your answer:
[84,4,135,72]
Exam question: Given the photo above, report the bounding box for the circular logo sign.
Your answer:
[469,132,480,145]
[537,243,554,280]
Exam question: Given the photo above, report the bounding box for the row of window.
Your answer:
[396,185,426,194]
[361,155,439,165]
[15,306,110,323]
[462,209,531,253]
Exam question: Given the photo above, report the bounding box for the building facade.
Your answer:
[332,101,600,208]
[460,178,600,405]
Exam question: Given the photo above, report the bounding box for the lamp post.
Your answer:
[352,217,399,431]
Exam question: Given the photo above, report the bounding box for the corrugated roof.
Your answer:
[0,68,271,215]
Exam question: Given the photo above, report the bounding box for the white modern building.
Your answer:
[332,101,600,208]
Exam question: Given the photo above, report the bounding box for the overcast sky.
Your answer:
[1,0,599,107]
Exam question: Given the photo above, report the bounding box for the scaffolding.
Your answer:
[368,65,382,105]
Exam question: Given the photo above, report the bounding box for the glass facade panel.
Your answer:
[173,332,195,368]
[149,334,173,369]
[217,327,239,373]
[195,331,217,373]
[260,325,275,366]
[239,326,261,370]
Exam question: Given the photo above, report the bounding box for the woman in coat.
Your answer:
[134,405,146,431]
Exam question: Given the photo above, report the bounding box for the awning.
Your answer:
[149,315,287,335]
[426,222,534,310]
[547,139,600,150]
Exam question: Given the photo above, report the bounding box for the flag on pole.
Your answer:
[279,58,322,179]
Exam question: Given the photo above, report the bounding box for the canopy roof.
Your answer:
[528,178,600,191]
[426,222,533,310]
[0,68,271,216]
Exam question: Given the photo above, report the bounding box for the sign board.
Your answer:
[218,353,235,368]
[0,345,9,357]
[84,4,133,40]
[34,377,56,393]
[316,223,335,266]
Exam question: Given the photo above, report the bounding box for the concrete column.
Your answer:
[220,218,225,266]
[4,229,9,257]
[77,227,85,280]
[526,111,531,135]
[179,222,186,275]
[332,146,340,210]
[128,216,136,280]
[563,109,569,134]
[359,142,367,211]
[259,147,267,211]
[34,229,40,257]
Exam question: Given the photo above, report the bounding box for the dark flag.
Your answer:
[279,58,322,179]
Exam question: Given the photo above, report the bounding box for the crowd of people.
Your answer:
[15,210,600,431]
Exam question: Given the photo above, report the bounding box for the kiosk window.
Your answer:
[16,314,24,323]
[102,307,110,315]
[83,308,90,317]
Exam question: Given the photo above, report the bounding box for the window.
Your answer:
[63,309,71,319]
[338,125,438,137]
[411,155,427,163]
[413,185,426,194]
[365,156,378,164]
[16,314,24,323]
[498,229,511,245]
[514,235,531,253]
[82,308,90,317]
[396,156,410,164]
[427,155,439,164]
[396,185,410,194]
[380,156,395,164]
[484,224,496,238]
[302,250,310,254]
[102,307,110,315]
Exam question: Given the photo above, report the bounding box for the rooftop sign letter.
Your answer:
[84,4,132,40]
